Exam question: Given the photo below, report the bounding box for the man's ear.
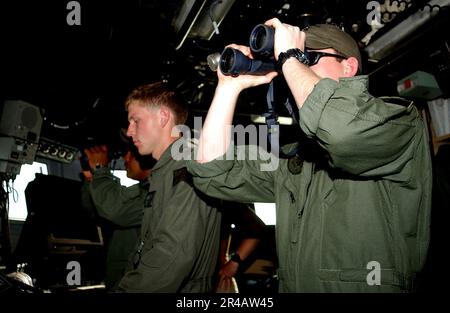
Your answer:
[159,106,171,128]
[343,57,359,77]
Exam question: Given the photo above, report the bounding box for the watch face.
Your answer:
[303,50,311,65]
[294,49,309,65]
[230,253,242,263]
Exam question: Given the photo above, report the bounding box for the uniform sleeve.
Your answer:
[89,168,145,227]
[187,145,276,203]
[117,181,217,292]
[300,77,420,180]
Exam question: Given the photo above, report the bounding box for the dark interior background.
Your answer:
[1,0,449,148]
[1,0,450,293]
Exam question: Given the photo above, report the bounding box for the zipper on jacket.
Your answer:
[290,191,295,204]
[295,165,313,291]
[290,191,303,244]
[133,239,145,270]
[291,191,305,217]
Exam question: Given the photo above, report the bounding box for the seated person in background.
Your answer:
[216,202,266,293]
[82,142,155,290]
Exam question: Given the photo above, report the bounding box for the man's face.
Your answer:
[126,102,161,156]
[123,151,143,180]
[309,48,347,81]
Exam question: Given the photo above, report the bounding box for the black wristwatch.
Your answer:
[277,48,310,69]
[91,163,106,173]
[230,252,243,264]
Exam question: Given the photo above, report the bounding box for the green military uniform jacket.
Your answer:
[118,139,221,292]
[87,167,147,290]
[187,76,432,292]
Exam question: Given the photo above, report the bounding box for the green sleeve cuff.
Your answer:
[186,154,235,178]
[91,167,113,178]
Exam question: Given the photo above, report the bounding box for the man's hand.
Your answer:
[263,17,319,109]
[264,18,306,59]
[82,170,93,182]
[83,145,109,170]
[217,260,240,293]
[219,259,240,279]
[197,44,277,164]
[217,44,278,92]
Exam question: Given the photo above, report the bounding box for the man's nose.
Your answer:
[126,125,134,137]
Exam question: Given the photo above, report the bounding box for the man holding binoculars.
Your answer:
[187,18,432,292]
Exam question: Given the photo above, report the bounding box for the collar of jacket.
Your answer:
[151,137,184,172]
[337,75,369,93]
[139,179,150,189]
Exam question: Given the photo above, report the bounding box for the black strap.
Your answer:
[283,96,299,126]
[132,239,145,270]
[264,81,299,159]
[263,81,280,156]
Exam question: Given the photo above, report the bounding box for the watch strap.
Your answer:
[91,163,108,174]
[230,252,243,264]
[277,48,310,69]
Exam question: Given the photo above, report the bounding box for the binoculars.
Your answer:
[219,24,276,76]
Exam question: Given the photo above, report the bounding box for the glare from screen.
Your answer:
[254,202,276,225]
[112,170,139,187]
[6,162,48,221]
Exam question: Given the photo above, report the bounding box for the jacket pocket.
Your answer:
[318,268,412,292]
[281,179,302,244]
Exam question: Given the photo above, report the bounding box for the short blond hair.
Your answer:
[125,82,188,125]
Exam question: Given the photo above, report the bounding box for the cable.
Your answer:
[208,0,223,35]
[1,173,12,266]
[7,180,18,204]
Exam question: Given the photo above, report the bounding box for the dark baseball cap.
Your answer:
[305,24,362,72]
